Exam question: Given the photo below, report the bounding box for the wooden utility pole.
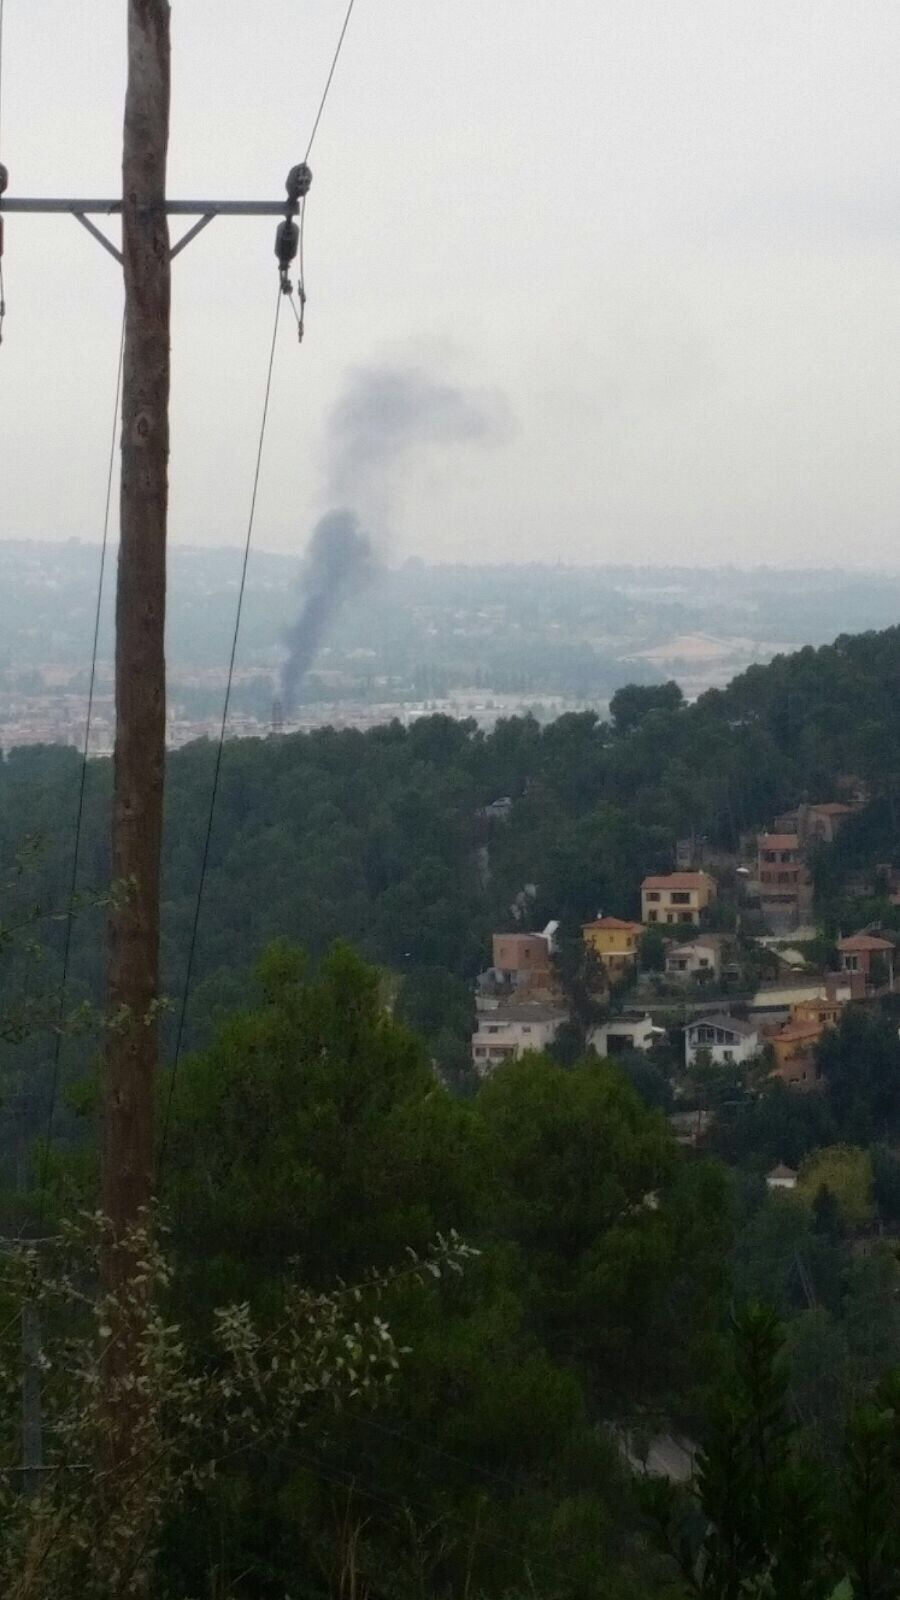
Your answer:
[0,0,308,1479]
[101,0,171,1361]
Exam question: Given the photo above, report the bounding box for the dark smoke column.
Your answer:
[281,509,377,711]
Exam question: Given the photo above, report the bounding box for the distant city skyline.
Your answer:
[2,2,900,569]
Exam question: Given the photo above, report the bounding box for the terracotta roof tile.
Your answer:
[838,934,894,952]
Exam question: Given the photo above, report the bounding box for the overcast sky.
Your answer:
[1,0,900,568]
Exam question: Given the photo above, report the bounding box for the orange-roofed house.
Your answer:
[769,1020,824,1091]
[641,872,716,928]
[791,996,842,1030]
[837,933,895,990]
[768,995,843,1092]
[581,916,643,978]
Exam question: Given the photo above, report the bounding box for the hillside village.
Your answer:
[472,784,900,1178]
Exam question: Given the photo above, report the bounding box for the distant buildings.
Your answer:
[590,1015,663,1055]
[684,1014,760,1069]
[767,1004,834,1091]
[752,797,861,933]
[773,801,855,848]
[766,1164,798,1191]
[488,924,560,1000]
[837,932,895,989]
[471,1005,567,1074]
[581,916,643,979]
[756,833,813,934]
[641,872,716,928]
[665,935,722,984]
[469,779,897,1097]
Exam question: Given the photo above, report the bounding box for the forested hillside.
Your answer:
[3,623,900,1596]
[2,622,899,1059]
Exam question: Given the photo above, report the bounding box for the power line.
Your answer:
[158,288,283,1173]
[304,0,359,162]
[158,0,363,1170]
[291,0,361,340]
[37,308,126,1223]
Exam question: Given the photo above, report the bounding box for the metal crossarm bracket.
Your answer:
[73,211,123,265]
[0,198,297,265]
[169,212,216,260]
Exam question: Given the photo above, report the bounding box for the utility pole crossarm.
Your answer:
[0,197,294,213]
[3,196,296,270]
[0,195,308,263]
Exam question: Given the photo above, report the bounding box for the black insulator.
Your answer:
[275,219,299,269]
[0,164,8,196]
[285,163,312,202]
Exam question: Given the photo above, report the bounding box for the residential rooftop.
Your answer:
[838,933,894,952]
[582,916,643,932]
[642,872,713,890]
[474,1005,568,1025]
[687,1013,757,1038]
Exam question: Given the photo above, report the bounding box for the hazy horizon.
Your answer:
[2,2,900,571]
[7,535,900,581]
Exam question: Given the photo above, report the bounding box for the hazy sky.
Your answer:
[2,0,900,567]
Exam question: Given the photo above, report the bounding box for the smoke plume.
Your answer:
[280,510,377,711]
[280,365,508,709]
[326,366,507,516]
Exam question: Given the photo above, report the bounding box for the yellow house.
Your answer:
[581,916,644,977]
[641,872,716,927]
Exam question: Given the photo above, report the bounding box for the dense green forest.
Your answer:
[3,621,899,1062]
[3,623,900,1596]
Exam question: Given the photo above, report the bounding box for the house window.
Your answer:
[723,1049,733,1062]
[678,912,692,923]
[474,1047,486,1058]
[646,891,660,902]
[671,892,691,905]
[522,1026,531,1034]
[667,914,675,924]
[648,911,658,923]
[698,958,709,968]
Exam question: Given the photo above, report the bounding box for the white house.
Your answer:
[766,1164,798,1191]
[471,1006,567,1075]
[665,937,722,983]
[684,1013,760,1069]
[589,1014,665,1055]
